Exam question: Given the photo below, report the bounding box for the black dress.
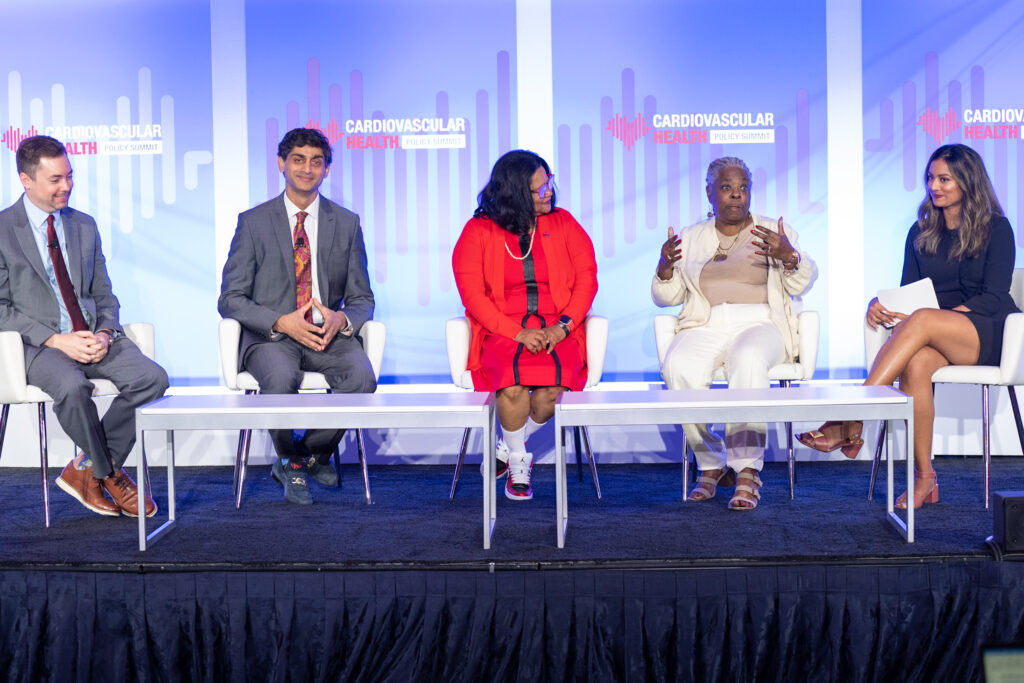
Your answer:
[901,215,1019,366]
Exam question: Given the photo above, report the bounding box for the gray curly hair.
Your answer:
[705,156,752,188]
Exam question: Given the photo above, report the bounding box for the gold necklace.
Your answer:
[712,219,749,262]
[504,228,536,261]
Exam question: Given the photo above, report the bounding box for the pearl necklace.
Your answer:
[504,228,536,261]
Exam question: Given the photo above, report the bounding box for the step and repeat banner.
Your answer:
[1,0,1022,381]
[862,0,1024,304]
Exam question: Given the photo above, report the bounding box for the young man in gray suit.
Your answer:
[218,128,376,505]
[0,135,168,517]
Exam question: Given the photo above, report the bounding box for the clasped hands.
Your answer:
[274,299,348,351]
[514,325,567,354]
[45,330,111,364]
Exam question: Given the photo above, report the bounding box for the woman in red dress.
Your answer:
[453,150,598,501]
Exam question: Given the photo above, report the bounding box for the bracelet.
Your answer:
[783,252,800,271]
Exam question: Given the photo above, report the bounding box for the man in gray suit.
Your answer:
[0,135,168,517]
[218,128,376,505]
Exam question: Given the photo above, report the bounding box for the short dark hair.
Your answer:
[278,127,332,166]
[474,150,555,235]
[16,135,67,178]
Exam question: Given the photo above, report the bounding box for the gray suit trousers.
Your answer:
[26,339,169,479]
[243,333,376,459]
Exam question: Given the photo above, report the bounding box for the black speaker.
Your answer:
[993,491,1024,553]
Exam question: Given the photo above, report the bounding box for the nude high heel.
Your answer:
[895,469,939,510]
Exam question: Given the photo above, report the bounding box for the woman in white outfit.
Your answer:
[652,157,817,509]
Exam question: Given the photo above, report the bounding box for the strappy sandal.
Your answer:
[895,469,939,510]
[687,468,736,501]
[796,421,864,459]
[728,468,762,510]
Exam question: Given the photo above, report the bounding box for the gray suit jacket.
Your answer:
[0,196,123,366]
[218,193,375,367]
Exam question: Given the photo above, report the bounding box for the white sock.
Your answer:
[523,416,547,442]
[501,424,527,454]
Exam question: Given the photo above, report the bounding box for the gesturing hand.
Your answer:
[657,226,681,280]
[274,302,326,350]
[752,217,798,266]
[514,328,547,354]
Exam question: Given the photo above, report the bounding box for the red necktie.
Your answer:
[46,214,88,332]
[293,211,313,323]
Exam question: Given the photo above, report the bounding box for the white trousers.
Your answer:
[662,303,785,473]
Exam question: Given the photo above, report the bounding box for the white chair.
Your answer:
[0,323,156,527]
[445,315,608,499]
[654,310,820,499]
[864,269,1024,508]
[218,318,386,508]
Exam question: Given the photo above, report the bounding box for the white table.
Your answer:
[135,392,496,551]
[554,385,915,548]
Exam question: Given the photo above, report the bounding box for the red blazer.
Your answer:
[452,208,598,374]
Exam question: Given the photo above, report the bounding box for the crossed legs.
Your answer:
[809,309,980,506]
[868,310,979,491]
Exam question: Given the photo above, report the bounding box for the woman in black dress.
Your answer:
[799,143,1018,508]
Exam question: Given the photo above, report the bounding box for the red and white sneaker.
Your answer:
[481,437,511,479]
[504,452,533,501]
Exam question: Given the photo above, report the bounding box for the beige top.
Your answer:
[699,226,769,306]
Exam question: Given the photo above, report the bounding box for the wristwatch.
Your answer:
[557,315,573,336]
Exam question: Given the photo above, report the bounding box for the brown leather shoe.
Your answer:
[56,461,121,517]
[102,469,157,518]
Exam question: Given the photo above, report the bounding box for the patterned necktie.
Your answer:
[46,214,88,332]
[293,211,313,323]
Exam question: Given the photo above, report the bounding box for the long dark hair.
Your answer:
[915,143,1003,260]
[474,150,555,235]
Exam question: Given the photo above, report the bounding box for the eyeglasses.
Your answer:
[533,174,556,198]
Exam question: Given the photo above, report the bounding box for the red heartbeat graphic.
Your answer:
[1,125,40,152]
[606,113,650,151]
[304,119,344,145]
[917,107,961,144]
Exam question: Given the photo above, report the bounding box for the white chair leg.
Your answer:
[355,428,371,505]
[786,421,795,500]
[234,428,253,510]
[580,426,601,499]
[448,428,471,500]
[983,384,991,509]
[38,403,50,528]
[573,427,584,482]
[233,389,257,509]
[779,379,795,499]
[0,404,9,458]
[682,438,692,501]
[868,421,887,500]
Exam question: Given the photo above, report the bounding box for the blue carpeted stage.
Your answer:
[2,458,1022,681]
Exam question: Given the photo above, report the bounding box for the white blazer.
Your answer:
[651,213,818,362]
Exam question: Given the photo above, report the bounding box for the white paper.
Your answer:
[877,278,939,326]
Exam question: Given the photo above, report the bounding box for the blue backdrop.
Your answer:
[1,0,1022,382]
